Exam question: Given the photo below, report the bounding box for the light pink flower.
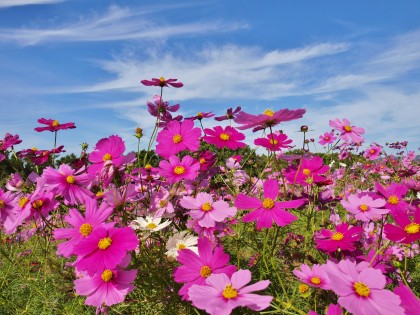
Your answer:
[254,132,293,151]
[188,269,273,315]
[293,264,330,289]
[318,131,337,146]
[341,193,388,222]
[329,118,365,144]
[158,155,200,184]
[180,192,237,228]
[364,143,382,160]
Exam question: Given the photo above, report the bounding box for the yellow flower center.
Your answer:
[52,120,59,127]
[32,199,43,209]
[199,157,206,164]
[19,197,29,208]
[177,243,186,250]
[370,149,375,154]
[79,223,93,236]
[310,277,321,285]
[302,168,311,176]
[0,200,4,209]
[147,223,157,229]
[145,164,152,169]
[269,138,278,145]
[359,204,369,211]
[298,284,309,293]
[404,223,420,234]
[197,112,203,117]
[174,166,185,175]
[220,133,230,141]
[159,77,165,82]
[263,198,275,209]
[98,237,112,250]
[173,134,183,144]
[66,175,75,184]
[331,232,344,241]
[32,147,38,151]
[199,266,212,278]
[201,202,212,212]
[344,125,352,132]
[159,200,167,207]
[101,269,113,282]
[325,136,330,140]
[222,284,238,299]
[388,195,399,205]
[353,282,370,297]
[103,153,112,161]
[96,191,104,197]
[263,109,274,116]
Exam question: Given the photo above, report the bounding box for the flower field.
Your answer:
[0,77,419,315]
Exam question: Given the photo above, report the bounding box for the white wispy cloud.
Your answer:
[0,0,63,8]
[0,5,246,45]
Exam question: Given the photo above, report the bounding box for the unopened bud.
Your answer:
[300,125,309,132]
[135,127,143,139]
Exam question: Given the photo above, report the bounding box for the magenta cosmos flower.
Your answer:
[309,304,342,315]
[156,119,201,158]
[375,182,409,215]
[329,118,365,144]
[324,259,403,315]
[254,132,293,151]
[284,156,329,186]
[0,133,22,150]
[188,269,273,315]
[53,197,114,258]
[318,131,337,146]
[174,236,237,300]
[74,255,137,307]
[293,264,330,290]
[158,155,200,184]
[0,189,18,233]
[74,226,138,275]
[341,193,388,222]
[364,143,382,160]
[88,135,125,176]
[315,223,363,253]
[186,111,215,121]
[141,76,183,88]
[34,118,76,132]
[394,281,420,315]
[42,164,93,205]
[384,208,420,244]
[235,179,306,229]
[147,95,180,119]
[203,126,246,150]
[214,106,241,121]
[180,192,237,228]
[234,108,306,132]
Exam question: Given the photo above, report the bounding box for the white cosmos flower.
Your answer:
[131,216,171,233]
[165,231,198,260]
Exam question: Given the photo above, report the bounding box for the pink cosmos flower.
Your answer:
[329,118,365,144]
[341,193,388,222]
[74,226,138,275]
[173,236,237,300]
[0,189,18,233]
[147,95,180,120]
[375,182,409,215]
[315,223,363,253]
[323,259,403,315]
[74,255,137,307]
[284,156,329,186]
[53,197,114,257]
[235,179,306,229]
[156,119,201,158]
[180,192,237,228]
[234,108,306,132]
[197,151,217,171]
[203,126,246,150]
[364,143,382,160]
[214,106,241,121]
[254,132,293,151]
[186,111,215,121]
[309,304,343,315]
[393,281,420,315]
[188,269,273,315]
[31,146,65,165]
[141,76,183,88]
[88,135,125,176]
[293,264,330,290]
[384,208,420,243]
[42,164,93,205]
[158,155,200,184]
[0,133,22,150]
[318,131,337,146]
[34,118,76,132]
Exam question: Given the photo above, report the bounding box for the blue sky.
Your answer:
[0,0,419,156]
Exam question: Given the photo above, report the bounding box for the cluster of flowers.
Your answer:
[0,76,419,315]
